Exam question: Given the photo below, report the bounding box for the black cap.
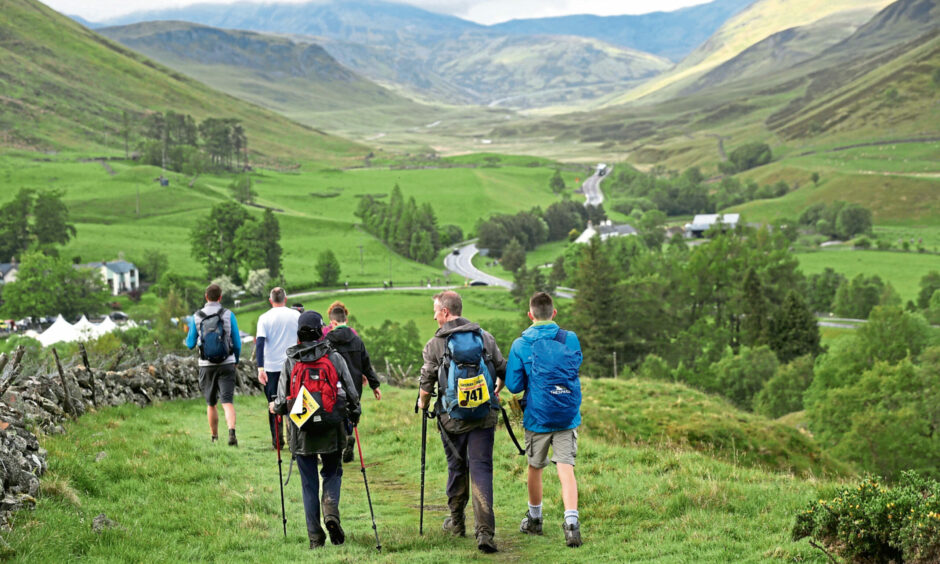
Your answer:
[297,310,323,341]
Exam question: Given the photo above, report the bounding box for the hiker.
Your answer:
[185,283,242,446]
[270,310,362,549]
[504,292,583,547]
[417,290,506,553]
[256,287,300,449]
[324,300,382,463]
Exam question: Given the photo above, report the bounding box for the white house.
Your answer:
[685,214,740,238]
[79,260,140,295]
[0,262,18,285]
[575,220,637,244]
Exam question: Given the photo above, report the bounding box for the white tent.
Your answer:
[37,315,79,347]
[95,317,119,337]
[73,315,98,340]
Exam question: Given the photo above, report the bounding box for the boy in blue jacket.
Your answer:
[504,292,583,548]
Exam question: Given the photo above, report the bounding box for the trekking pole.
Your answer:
[354,426,381,552]
[415,395,429,535]
[275,415,287,537]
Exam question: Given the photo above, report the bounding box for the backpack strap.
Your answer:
[553,328,567,344]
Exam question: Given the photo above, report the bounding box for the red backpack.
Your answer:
[288,355,345,428]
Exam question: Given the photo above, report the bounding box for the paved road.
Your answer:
[444,242,513,289]
[582,168,609,207]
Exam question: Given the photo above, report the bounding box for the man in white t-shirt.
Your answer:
[256,287,301,449]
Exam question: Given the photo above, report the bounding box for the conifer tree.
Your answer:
[769,290,822,363]
[569,236,623,377]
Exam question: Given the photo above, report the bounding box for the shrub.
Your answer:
[793,473,940,563]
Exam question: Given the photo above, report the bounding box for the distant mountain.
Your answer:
[97,21,435,134]
[98,1,672,109]
[601,0,896,106]
[99,0,481,44]
[67,14,102,29]
[0,0,362,161]
[680,10,878,96]
[490,0,754,62]
[825,0,939,57]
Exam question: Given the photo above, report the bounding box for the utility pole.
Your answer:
[612,351,617,379]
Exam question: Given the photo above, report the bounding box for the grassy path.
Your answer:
[6,386,833,562]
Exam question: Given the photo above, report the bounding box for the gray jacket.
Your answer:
[420,317,506,434]
[273,340,361,456]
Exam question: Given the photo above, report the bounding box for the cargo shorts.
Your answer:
[524,427,578,469]
[198,364,237,406]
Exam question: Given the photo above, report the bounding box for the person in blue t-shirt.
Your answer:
[504,292,583,548]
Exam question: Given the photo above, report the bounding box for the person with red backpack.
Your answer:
[504,292,584,548]
[269,310,362,550]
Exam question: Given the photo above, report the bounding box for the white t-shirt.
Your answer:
[256,306,301,373]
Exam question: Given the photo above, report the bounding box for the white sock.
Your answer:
[564,510,579,526]
[528,503,542,519]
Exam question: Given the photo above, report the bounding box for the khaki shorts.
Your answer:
[525,428,578,469]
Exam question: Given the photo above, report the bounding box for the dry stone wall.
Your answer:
[0,354,261,530]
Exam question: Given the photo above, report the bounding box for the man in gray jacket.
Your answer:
[270,310,361,550]
[417,290,506,553]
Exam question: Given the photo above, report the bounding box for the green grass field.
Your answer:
[4,382,840,562]
[0,151,583,290]
[795,248,940,303]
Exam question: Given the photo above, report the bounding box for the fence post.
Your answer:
[52,347,76,418]
[78,342,98,408]
[612,351,617,379]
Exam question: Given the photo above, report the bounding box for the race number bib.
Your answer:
[289,387,320,428]
[457,375,490,408]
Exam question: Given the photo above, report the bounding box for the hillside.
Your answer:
[0,0,364,162]
[601,0,895,106]
[680,11,877,97]
[97,22,436,134]
[4,384,843,561]
[490,0,754,62]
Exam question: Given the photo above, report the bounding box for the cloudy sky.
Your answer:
[41,0,714,25]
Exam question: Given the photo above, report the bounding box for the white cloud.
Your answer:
[40,0,713,24]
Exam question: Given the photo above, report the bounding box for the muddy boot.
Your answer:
[520,511,543,535]
[562,521,582,548]
[477,532,498,553]
[442,514,466,537]
[325,516,345,545]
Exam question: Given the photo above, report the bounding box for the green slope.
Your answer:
[5,384,844,561]
[0,0,365,164]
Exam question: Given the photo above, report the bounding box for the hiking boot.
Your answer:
[343,438,355,463]
[477,533,498,553]
[520,511,543,535]
[562,521,582,548]
[211,435,218,443]
[228,429,238,447]
[325,517,345,546]
[309,535,325,549]
[442,515,466,537]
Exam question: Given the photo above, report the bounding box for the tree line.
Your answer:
[355,185,461,264]
[476,200,598,258]
[559,227,939,481]
[135,110,248,174]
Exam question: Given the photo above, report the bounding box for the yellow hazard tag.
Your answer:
[457,374,490,408]
[289,387,320,428]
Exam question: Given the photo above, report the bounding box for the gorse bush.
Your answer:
[793,473,940,564]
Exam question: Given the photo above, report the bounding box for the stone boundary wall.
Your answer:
[0,354,261,531]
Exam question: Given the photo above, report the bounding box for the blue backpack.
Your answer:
[526,329,581,429]
[439,330,498,420]
[197,308,231,363]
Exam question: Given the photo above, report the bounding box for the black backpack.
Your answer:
[197,309,231,363]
